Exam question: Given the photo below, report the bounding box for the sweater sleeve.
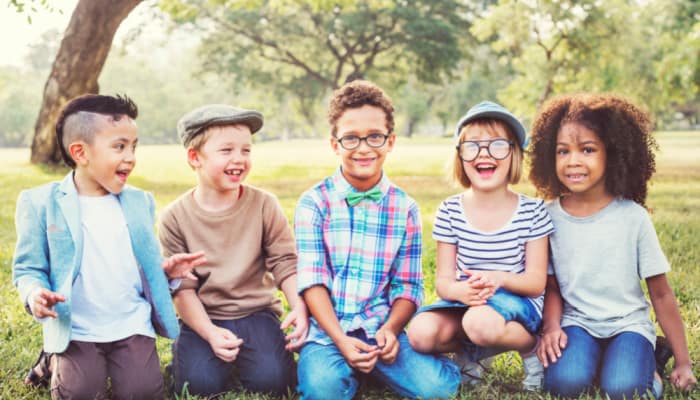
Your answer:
[158,202,198,291]
[262,193,298,287]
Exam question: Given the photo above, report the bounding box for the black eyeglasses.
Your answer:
[456,139,513,162]
[335,133,389,150]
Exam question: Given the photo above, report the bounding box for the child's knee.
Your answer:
[406,324,439,353]
[297,367,356,400]
[242,358,296,396]
[462,314,505,346]
[544,364,593,397]
[600,375,650,400]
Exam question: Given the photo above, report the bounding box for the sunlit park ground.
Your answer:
[0,133,698,399]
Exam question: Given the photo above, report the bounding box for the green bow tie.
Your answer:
[346,187,383,206]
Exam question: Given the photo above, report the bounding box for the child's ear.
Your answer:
[386,133,396,152]
[187,147,202,169]
[330,135,340,155]
[68,142,88,166]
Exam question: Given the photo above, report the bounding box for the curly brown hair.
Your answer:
[327,80,395,136]
[528,93,657,207]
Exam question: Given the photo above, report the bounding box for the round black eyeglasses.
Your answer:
[335,133,389,150]
[456,139,513,162]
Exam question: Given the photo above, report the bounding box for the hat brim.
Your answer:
[454,111,527,148]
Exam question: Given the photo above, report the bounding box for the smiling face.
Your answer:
[457,120,515,192]
[72,115,138,196]
[331,105,395,191]
[189,124,252,194]
[555,122,609,199]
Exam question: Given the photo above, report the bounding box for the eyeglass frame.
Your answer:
[456,138,513,162]
[334,133,391,150]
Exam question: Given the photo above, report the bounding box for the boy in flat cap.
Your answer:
[159,104,308,397]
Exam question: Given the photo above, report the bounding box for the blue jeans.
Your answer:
[172,311,295,397]
[418,288,542,334]
[544,326,661,399]
[297,331,460,400]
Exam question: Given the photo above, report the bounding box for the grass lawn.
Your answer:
[0,133,698,399]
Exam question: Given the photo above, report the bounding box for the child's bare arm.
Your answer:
[538,275,566,368]
[465,236,549,297]
[173,289,243,362]
[647,274,697,391]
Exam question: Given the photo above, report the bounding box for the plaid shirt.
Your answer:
[295,168,424,345]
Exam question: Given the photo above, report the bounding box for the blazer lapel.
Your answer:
[118,189,149,265]
[56,172,82,281]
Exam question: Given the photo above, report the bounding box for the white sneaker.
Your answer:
[453,350,494,386]
[521,352,544,391]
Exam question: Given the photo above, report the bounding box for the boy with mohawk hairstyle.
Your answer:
[13,93,205,400]
[294,80,460,400]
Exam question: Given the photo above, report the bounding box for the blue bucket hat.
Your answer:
[454,101,528,148]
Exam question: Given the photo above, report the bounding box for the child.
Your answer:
[529,93,697,399]
[12,94,206,400]
[294,80,460,400]
[407,101,554,391]
[159,103,308,397]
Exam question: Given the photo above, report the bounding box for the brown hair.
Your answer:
[528,93,656,207]
[327,80,394,136]
[452,119,523,188]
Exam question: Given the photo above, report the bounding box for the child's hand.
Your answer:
[29,288,65,319]
[336,335,380,374]
[205,325,243,362]
[538,326,567,368]
[375,326,399,364]
[280,301,309,351]
[465,269,502,291]
[455,279,494,306]
[162,251,206,280]
[670,363,697,391]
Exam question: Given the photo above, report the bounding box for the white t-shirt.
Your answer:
[433,193,554,313]
[546,197,669,346]
[70,194,154,342]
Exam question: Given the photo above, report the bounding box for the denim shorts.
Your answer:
[417,288,542,333]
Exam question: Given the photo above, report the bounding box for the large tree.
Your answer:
[162,0,470,126]
[28,0,142,164]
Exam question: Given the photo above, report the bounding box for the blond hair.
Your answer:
[452,119,523,188]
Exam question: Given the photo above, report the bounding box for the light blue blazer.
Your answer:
[12,172,179,353]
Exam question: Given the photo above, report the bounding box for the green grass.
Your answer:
[0,133,698,399]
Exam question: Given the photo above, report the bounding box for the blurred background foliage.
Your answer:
[1,0,699,148]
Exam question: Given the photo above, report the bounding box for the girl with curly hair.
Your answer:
[529,93,696,399]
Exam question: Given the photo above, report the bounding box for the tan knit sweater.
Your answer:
[158,186,297,319]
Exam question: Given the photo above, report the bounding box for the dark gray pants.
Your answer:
[172,310,296,397]
[50,335,164,400]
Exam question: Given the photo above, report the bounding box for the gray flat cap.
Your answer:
[177,104,264,146]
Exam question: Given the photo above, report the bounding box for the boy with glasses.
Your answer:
[294,80,460,400]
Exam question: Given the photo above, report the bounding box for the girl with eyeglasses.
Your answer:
[407,101,553,391]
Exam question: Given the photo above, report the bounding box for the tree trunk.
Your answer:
[30,0,142,165]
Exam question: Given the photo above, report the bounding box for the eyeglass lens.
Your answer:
[458,139,512,161]
[337,133,388,149]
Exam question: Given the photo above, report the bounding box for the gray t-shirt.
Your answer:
[546,197,669,347]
